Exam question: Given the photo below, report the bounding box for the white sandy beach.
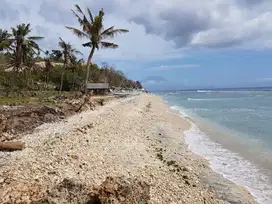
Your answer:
[0,94,256,203]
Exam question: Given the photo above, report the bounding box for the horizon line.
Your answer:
[149,86,272,92]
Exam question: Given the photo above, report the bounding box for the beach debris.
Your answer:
[89,176,150,204]
[76,103,91,112]
[145,102,152,112]
[0,133,17,142]
[0,182,46,203]
[185,180,190,185]
[182,166,192,172]
[38,178,91,204]
[0,105,65,141]
[70,154,79,160]
[154,147,185,174]
[76,94,97,112]
[96,98,105,106]
[0,141,25,151]
[33,177,150,204]
[76,123,94,134]
[77,128,87,134]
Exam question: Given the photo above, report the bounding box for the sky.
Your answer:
[1,0,272,90]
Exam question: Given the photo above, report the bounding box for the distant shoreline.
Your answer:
[151,86,272,93]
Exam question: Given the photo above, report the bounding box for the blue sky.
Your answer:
[124,49,272,90]
[1,0,272,90]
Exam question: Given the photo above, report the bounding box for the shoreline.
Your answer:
[169,102,271,204]
[163,98,258,204]
[0,94,256,203]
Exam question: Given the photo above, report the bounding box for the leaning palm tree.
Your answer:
[10,23,43,71]
[66,5,129,91]
[53,37,82,92]
[0,29,12,52]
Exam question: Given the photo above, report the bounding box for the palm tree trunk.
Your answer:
[85,46,95,93]
[72,71,75,90]
[59,65,66,92]
[45,73,47,89]
[59,71,64,92]
[46,72,49,90]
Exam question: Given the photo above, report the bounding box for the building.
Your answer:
[86,83,110,95]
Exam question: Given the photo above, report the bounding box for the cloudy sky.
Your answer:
[2,0,272,90]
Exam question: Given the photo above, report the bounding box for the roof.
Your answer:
[86,83,109,89]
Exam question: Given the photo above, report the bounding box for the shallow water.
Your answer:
[156,88,272,204]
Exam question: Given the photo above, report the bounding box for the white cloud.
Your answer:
[150,64,199,70]
[1,0,272,65]
[144,80,157,85]
[126,0,272,49]
[142,76,167,84]
[257,78,272,82]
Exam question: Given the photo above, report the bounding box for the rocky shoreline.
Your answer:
[0,94,256,203]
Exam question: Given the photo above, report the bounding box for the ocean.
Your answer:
[156,87,272,204]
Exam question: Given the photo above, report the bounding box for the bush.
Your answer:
[0,61,143,94]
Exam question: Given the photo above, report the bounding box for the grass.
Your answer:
[0,96,38,105]
[0,91,75,106]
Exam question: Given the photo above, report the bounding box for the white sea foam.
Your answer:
[188,98,223,101]
[197,90,240,93]
[197,90,213,93]
[170,105,272,204]
[170,105,190,118]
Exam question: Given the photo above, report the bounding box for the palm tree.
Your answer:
[0,29,11,52]
[66,5,129,91]
[53,37,82,92]
[43,50,53,89]
[10,23,43,71]
[69,56,84,90]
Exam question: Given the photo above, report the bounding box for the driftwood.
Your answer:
[0,142,25,151]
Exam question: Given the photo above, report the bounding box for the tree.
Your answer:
[9,23,43,71]
[44,50,53,89]
[0,29,11,52]
[66,5,129,92]
[52,37,82,92]
[69,55,83,90]
[135,81,143,89]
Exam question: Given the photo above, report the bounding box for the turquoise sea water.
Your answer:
[156,87,272,204]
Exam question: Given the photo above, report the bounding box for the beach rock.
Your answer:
[182,166,192,172]
[185,180,190,185]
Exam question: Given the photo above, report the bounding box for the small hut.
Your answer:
[86,83,110,95]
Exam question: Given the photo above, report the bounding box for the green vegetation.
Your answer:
[0,5,142,96]
[53,37,82,92]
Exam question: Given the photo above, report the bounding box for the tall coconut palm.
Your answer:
[66,5,129,91]
[53,37,82,92]
[10,23,43,71]
[0,29,11,52]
